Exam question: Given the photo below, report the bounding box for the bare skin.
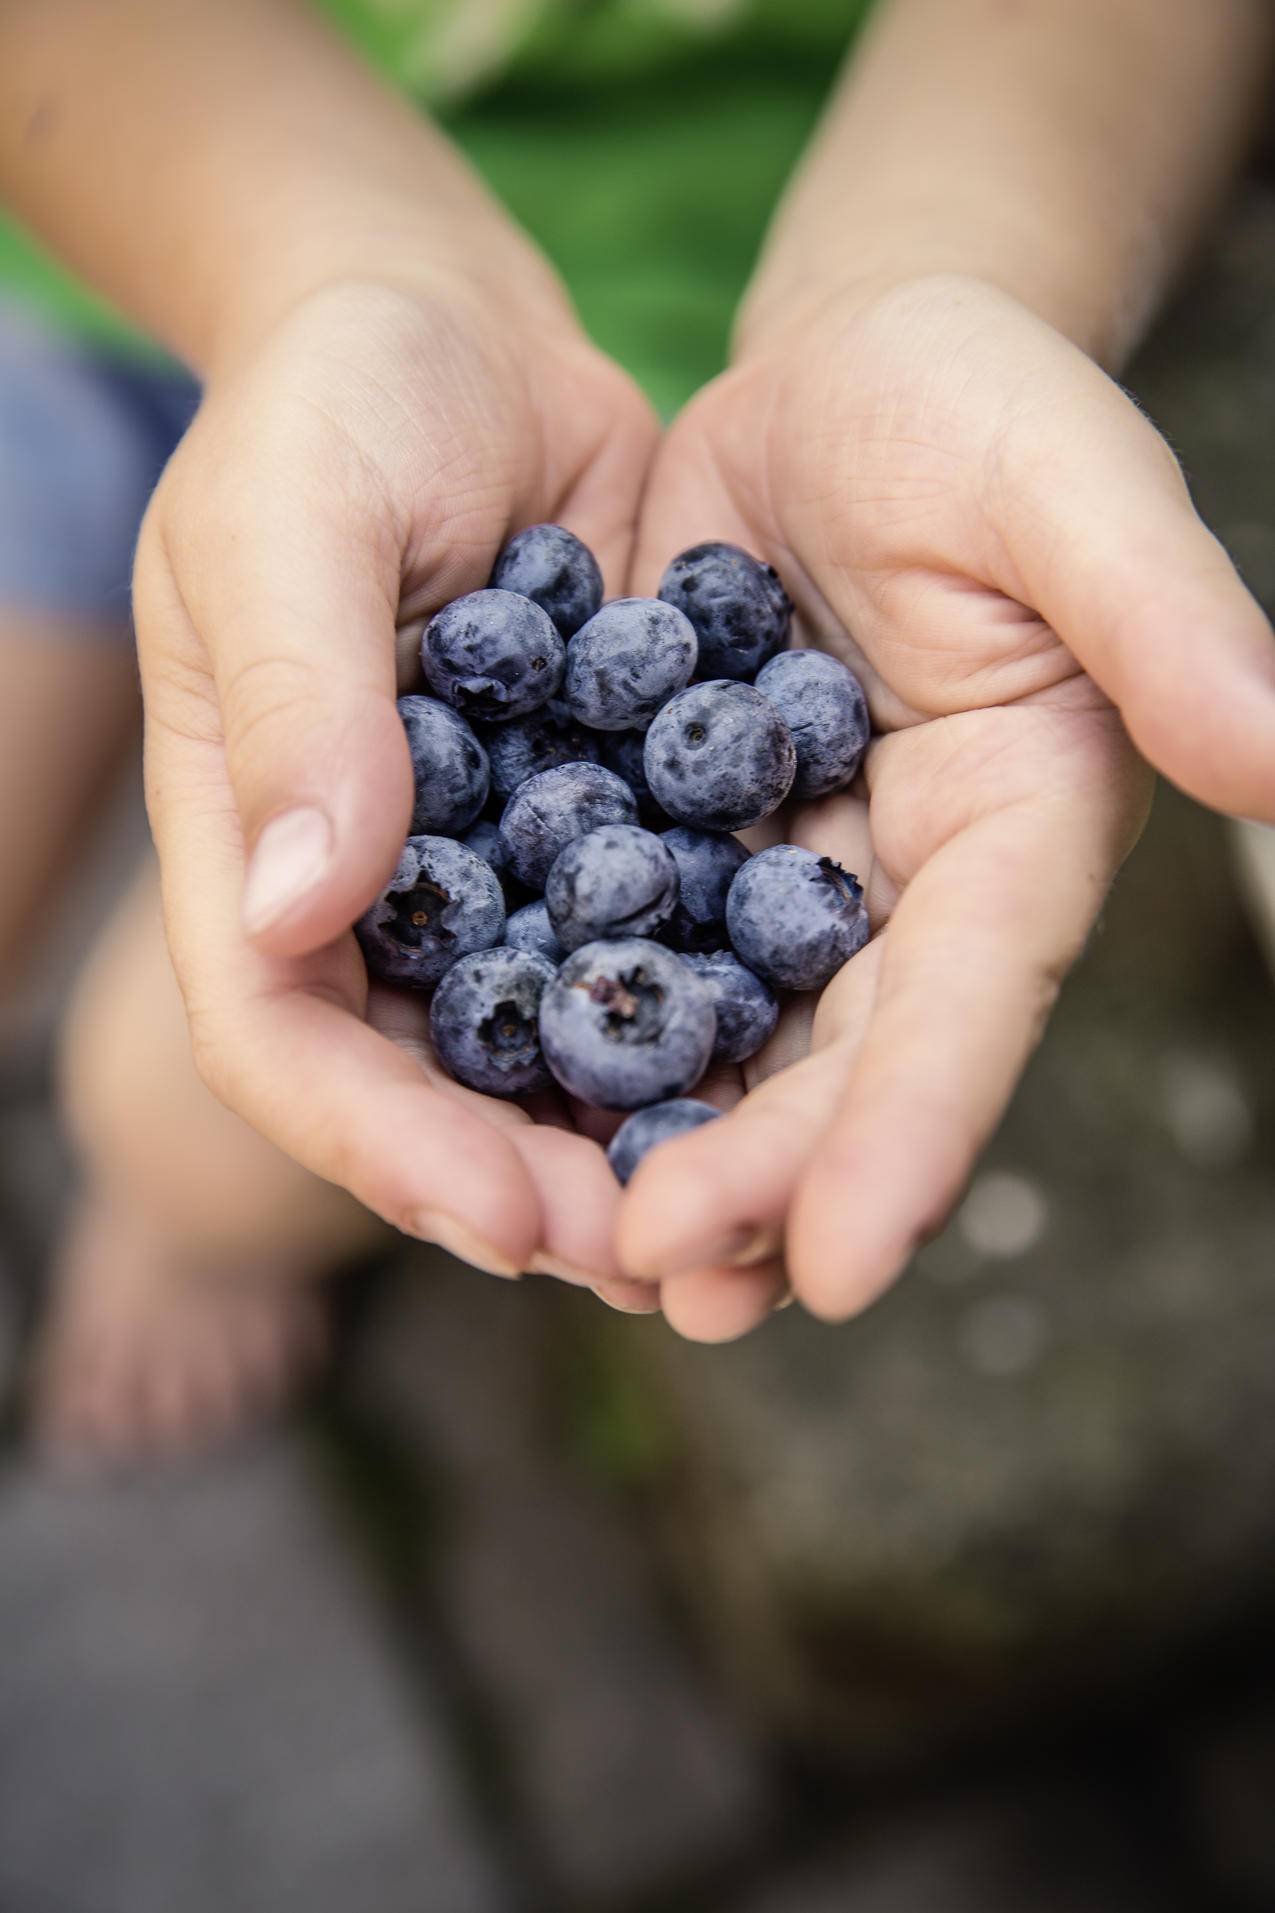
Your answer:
[615,0,1275,1333]
[35,862,378,1458]
[0,0,1270,1428]
[0,621,138,1009]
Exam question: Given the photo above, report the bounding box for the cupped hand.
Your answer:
[620,273,1275,1337]
[135,271,658,1298]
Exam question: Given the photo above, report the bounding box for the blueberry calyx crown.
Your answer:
[582,967,666,1043]
[817,857,863,907]
[391,880,454,947]
[478,999,538,1056]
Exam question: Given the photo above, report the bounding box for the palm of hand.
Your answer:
[149,274,1260,1335]
[617,276,1156,1337]
[140,281,660,1300]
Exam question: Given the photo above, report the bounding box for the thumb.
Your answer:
[145,437,416,960]
[1002,376,1275,823]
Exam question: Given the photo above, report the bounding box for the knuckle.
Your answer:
[219,653,326,766]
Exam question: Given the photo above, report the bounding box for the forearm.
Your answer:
[0,0,566,374]
[737,0,1275,369]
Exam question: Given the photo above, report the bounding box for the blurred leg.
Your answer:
[0,311,386,1459]
[34,860,390,1460]
[0,617,138,1005]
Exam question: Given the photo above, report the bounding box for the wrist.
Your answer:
[733,221,1148,374]
[198,192,575,381]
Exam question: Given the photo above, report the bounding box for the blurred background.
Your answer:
[2,42,1275,1913]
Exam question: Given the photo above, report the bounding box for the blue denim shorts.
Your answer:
[0,301,199,626]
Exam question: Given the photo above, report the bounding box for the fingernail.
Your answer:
[590,1285,660,1315]
[701,1226,779,1271]
[409,1210,522,1279]
[242,807,333,936]
[639,1226,778,1282]
[735,1228,781,1268]
[528,1251,599,1289]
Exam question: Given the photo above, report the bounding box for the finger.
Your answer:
[660,1259,789,1343]
[512,1125,624,1287]
[615,938,884,1278]
[211,972,542,1276]
[139,412,415,960]
[998,367,1275,822]
[590,1276,665,1315]
[140,696,542,1277]
[788,748,1139,1322]
[366,986,627,1288]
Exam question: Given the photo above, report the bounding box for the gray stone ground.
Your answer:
[1,186,1274,1912]
[0,1442,508,1913]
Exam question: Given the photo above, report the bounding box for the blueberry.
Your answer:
[539,938,716,1110]
[563,598,697,731]
[599,728,671,828]
[644,681,795,832]
[504,898,567,965]
[460,817,510,880]
[480,702,601,799]
[489,523,603,639]
[356,835,505,990]
[726,844,868,991]
[681,951,778,1064]
[545,824,679,952]
[397,695,489,836]
[755,650,870,798]
[421,588,565,723]
[658,541,791,680]
[429,946,556,1096]
[499,762,638,890]
[607,1099,721,1185]
[458,817,528,908]
[659,827,749,953]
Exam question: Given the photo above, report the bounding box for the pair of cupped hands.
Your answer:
[135,254,1275,1342]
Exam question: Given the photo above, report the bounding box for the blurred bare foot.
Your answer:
[30,1195,328,1465]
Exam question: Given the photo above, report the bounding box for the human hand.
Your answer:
[135,270,659,1301]
[618,273,1275,1337]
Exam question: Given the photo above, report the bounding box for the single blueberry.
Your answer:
[421,588,565,723]
[356,835,505,990]
[460,817,510,879]
[599,728,671,828]
[490,523,604,638]
[644,681,795,832]
[539,938,717,1110]
[607,1099,721,1186]
[504,899,566,965]
[726,844,869,991]
[499,762,638,890]
[429,946,556,1096]
[545,824,679,952]
[458,817,528,909]
[681,951,779,1065]
[480,702,601,799]
[658,541,791,680]
[755,650,870,798]
[563,597,697,731]
[659,826,749,953]
[398,695,490,836]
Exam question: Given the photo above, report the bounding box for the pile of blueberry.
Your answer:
[357,527,871,1184]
